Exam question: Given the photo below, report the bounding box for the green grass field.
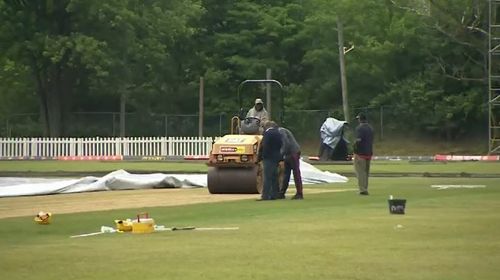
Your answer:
[1,160,499,176]
[319,161,500,175]
[0,161,209,174]
[1,162,499,279]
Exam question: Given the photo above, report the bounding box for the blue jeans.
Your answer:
[262,159,279,199]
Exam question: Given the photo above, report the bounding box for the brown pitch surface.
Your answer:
[0,188,353,219]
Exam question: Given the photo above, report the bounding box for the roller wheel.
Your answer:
[207,165,262,194]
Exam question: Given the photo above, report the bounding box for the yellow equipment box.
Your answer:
[132,213,155,234]
[114,219,133,232]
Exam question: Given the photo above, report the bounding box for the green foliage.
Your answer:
[0,0,490,139]
[0,0,202,136]
[0,58,37,117]
[372,72,485,139]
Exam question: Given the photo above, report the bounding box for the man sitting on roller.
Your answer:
[241,98,270,134]
[246,98,269,125]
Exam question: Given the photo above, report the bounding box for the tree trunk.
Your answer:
[31,57,50,136]
[55,60,73,136]
[33,61,67,137]
[47,72,62,137]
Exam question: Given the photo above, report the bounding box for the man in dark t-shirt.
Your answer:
[257,121,282,200]
[353,112,374,195]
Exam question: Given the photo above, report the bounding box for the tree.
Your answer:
[0,0,490,140]
[196,0,306,116]
[371,0,489,138]
[0,0,202,136]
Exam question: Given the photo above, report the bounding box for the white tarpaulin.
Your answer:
[320,117,349,149]
[0,160,347,197]
[430,185,486,190]
[298,160,348,184]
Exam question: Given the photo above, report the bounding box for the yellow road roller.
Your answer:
[207,134,263,194]
[207,79,284,194]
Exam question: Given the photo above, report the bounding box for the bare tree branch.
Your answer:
[429,0,488,38]
[432,55,486,82]
[443,74,486,82]
[433,23,476,48]
[389,0,429,16]
[464,52,484,68]
[466,25,488,36]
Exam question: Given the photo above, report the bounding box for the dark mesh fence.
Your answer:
[1,107,487,142]
[67,112,118,136]
[283,110,331,143]
[0,109,401,138]
[3,113,43,137]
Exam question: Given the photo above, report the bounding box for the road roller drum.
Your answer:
[207,165,263,194]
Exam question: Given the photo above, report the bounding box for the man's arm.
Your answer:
[246,108,254,118]
[257,132,267,162]
[279,129,288,159]
[353,126,361,153]
[257,142,263,162]
[260,111,269,124]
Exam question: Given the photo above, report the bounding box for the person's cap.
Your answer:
[355,112,367,120]
[255,98,263,104]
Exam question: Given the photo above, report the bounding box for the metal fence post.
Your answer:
[219,113,223,136]
[112,113,117,136]
[165,115,168,137]
[380,105,384,141]
[5,118,10,137]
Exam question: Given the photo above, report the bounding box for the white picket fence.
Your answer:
[0,137,214,158]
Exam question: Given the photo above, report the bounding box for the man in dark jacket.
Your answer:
[257,121,282,200]
[353,112,374,195]
[278,127,303,200]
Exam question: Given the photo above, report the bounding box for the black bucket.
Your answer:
[388,199,406,214]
